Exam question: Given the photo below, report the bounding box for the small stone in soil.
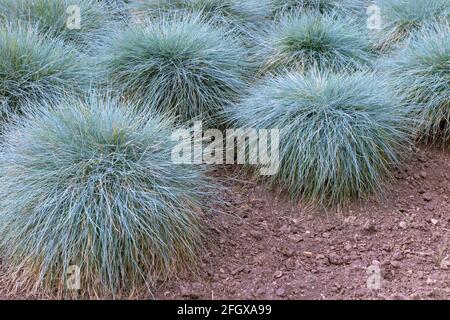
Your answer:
[250,230,263,240]
[279,246,295,257]
[422,193,433,202]
[274,271,283,279]
[276,287,286,297]
[399,221,407,229]
[328,253,343,265]
[392,251,403,261]
[231,266,245,276]
[363,220,377,233]
[288,234,304,243]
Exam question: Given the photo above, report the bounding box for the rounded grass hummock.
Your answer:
[257,13,373,74]
[0,0,119,50]
[0,95,213,297]
[226,69,412,207]
[383,24,450,145]
[128,0,269,32]
[100,14,250,124]
[375,0,450,51]
[0,24,89,123]
[267,0,366,18]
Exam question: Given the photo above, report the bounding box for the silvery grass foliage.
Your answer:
[266,0,366,18]
[0,0,119,50]
[383,24,450,145]
[0,95,213,297]
[0,24,89,123]
[257,13,373,74]
[226,69,412,207]
[101,0,132,20]
[375,0,450,51]
[102,0,130,13]
[100,14,250,124]
[128,0,269,33]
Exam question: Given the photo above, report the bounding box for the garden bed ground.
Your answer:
[0,147,448,300]
[155,146,449,300]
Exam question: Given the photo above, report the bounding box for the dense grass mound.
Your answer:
[0,0,117,49]
[267,0,365,18]
[375,0,450,51]
[100,15,250,123]
[102,0,130,19]
[383,24,450,145]
[0,25,88,122]
[258,13,373,74]
[128,0,268,32]
[0,95,212,297]
[227,70,411,207]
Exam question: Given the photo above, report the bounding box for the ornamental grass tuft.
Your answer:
[267,0,366,18]
[100,14,250,124]
[0,24,89,124]
[0,0,119,50]
[257,13,373,74]
[226,69,412,207]
[0,95,213,297]
[128,0,269,33]
[374,0,450,51]
[383,24,450,145]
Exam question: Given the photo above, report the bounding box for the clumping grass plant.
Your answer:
[375,0,450,51]
[257,13,373,74]
[0,95,213,297]
[226,69,412,207]
[0,24,89,124]
[383,24,450,145]
[100,14,250,124]
[102,0,131,19]
[267,0,366,18]
[128,0,269,33]
[0,0,119,50]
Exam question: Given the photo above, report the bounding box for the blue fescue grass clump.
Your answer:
[226,69,412,207]
[0,95,213,297]
[0,24,89,123]
[128,0,269,33]
[267,0,366,18]
[100,14,250,124]
[375,0,450,51]
[257,13,373,74]
[383,24,450,145]
[0,0,119,50]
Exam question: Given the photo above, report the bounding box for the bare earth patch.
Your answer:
[155,147,449,300]
[0,147,448,300]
